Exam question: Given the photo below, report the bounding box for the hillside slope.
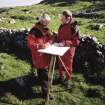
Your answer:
[0,1,105,105]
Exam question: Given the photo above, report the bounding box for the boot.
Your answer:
[59,77,65,85]
[42,92,54,100]
[49,93,54,100]
[64,79,71,90]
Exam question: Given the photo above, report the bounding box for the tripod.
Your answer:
[45,55,71,105]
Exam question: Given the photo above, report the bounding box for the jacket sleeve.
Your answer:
[65,37,80,47]
[27,34,45,50]
[27,34,37,49]
[46,35,54,45]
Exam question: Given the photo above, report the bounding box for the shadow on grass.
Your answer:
[0,73,70,100]
[0,75,42,100]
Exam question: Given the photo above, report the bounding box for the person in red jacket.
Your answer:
[57,10,80,89]
[27,13,53,100]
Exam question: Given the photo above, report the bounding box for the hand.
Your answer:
[43,43,50,48]
[59,42,64,47]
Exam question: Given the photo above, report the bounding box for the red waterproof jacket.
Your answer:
[27,23,52,69]
[57,21,80,60]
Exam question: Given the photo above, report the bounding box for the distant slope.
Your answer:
[40,0,76,4]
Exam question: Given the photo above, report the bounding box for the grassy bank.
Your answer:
[0,1,105,105]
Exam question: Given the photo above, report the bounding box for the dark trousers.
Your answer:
[37,69,48,97]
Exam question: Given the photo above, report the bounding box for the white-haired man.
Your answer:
[27,13,53,100]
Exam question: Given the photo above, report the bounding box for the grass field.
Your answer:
[0,1,105,105]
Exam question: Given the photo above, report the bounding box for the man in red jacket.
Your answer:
[27,13,53,100]
[57,10,80,89]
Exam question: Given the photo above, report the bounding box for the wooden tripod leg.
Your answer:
[58,56,71,78]
[45,56,54,105]
[50,56,56,92]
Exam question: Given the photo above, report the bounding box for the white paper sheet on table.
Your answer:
[38,43,70,56]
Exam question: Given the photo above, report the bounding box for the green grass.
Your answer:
[0,57,105,105]
[0,53,31,81]
[0,1,105,105]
